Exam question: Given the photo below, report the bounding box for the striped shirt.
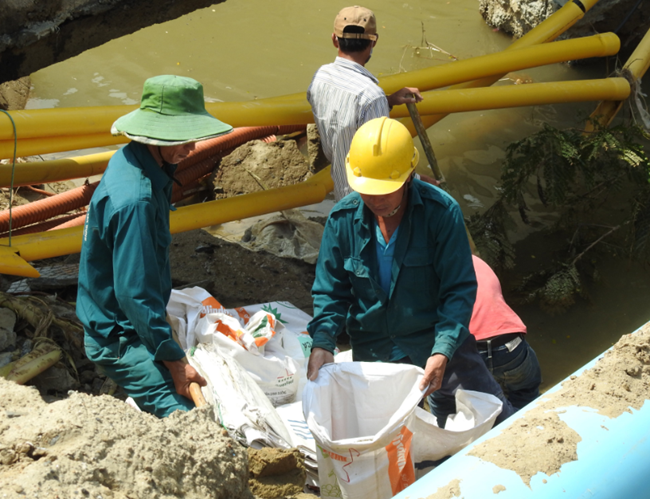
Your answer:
[307,57,390,201]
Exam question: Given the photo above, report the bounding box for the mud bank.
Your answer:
[0,378,252,499]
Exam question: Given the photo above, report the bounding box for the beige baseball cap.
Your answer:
[333,6,378,40]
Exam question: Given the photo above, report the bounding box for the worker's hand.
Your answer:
[419,353,448,397]
[418,173,440,187]
[163,359,207,401]
[307,347,335,381]
[387,87,423,107]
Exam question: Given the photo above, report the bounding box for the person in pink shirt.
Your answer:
[470,255,542,410]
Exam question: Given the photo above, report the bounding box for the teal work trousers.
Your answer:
[84,332,194,418]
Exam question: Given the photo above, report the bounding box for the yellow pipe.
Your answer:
[0,104,135,143]
[0,33,620,186]
[402,0,602,134]
[390,78,630,117]
[380,32,619,96]
[0,133,126,162]
[0,151,114,187]
[586,27,650,130]
[0,167,334,275]
[0,32,618,161]
[0,26,612,149]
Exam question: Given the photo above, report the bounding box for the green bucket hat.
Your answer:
[111,75,233,146]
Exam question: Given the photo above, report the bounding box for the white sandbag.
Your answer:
[303,362,502,499]
[410,389,502,478]
[303,362,424,499]
[195,311,301,406]
[168,287,226,349]
[189,342,292,449]
[167,288,313,405]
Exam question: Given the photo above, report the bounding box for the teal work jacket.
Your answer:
[76,142,185,362]
[308,180,477,367]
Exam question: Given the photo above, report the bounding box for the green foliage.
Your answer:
[469,120,650,312]
[466,201,516,270]
[500,122,649,215]
[515,263,583,315]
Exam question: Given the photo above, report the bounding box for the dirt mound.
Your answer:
[0,77,30,111]
[0,378,252,499]
[212,139,311,199]
[248,448,308,498]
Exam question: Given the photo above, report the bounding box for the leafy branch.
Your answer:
[468,120,650,312]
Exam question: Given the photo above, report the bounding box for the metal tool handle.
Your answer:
[406,101,446,186]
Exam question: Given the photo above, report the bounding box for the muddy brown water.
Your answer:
[26,0,650,391]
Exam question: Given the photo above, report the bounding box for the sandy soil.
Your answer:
[0,78,30,111]
[0,378,252,499]
[468,322,650,486]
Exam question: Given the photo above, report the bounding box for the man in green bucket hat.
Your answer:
[77,75,232,417]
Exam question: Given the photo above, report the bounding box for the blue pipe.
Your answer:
[394,324,650,498]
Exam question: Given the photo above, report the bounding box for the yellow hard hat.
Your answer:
[345,117,419,195]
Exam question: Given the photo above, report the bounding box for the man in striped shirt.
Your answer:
[307,6,425,201]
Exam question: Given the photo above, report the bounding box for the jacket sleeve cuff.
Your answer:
[311,331,336,355]
[430,339,456,361]
[154,338,186,362]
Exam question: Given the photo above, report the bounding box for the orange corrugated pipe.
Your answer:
[176,124,304,173]
[55,174,221,232]
[0,124,307,234]
[0,182,98,233]
[0,211,86,237]
[49,213,86,231]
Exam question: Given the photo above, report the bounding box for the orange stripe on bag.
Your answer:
[319,447,348,462]
[385,426,415,495]
[254,337,270,348]
[234,306,251,324]
[200,296,223,317]
[215,320,242,343]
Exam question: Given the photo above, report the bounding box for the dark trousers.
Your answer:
[476,335,542,410]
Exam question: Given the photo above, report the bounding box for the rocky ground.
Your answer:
[479,0,650,60]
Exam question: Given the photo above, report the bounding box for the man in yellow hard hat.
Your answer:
[307,5,427,202]
[306,117,515,427]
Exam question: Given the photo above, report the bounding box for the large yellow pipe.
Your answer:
[404,0,602,133]
[390,78,630,117]
[0,76,627,269]
[0,151,114,187]
[586,27,650,130]
[380,32,619,96]
[0,134,125,163]
[0,27,612,149]
[0,167,334,276]
[2,76,628,188]
[2,76,627,189]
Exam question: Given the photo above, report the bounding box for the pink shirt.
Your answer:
[470,255,527,341]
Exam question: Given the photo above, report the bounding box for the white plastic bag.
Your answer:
[189,342,292,449]
[167,289,313,406]
[195,312,301,406]
[167,287,226,350]
[303,362,502,499]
